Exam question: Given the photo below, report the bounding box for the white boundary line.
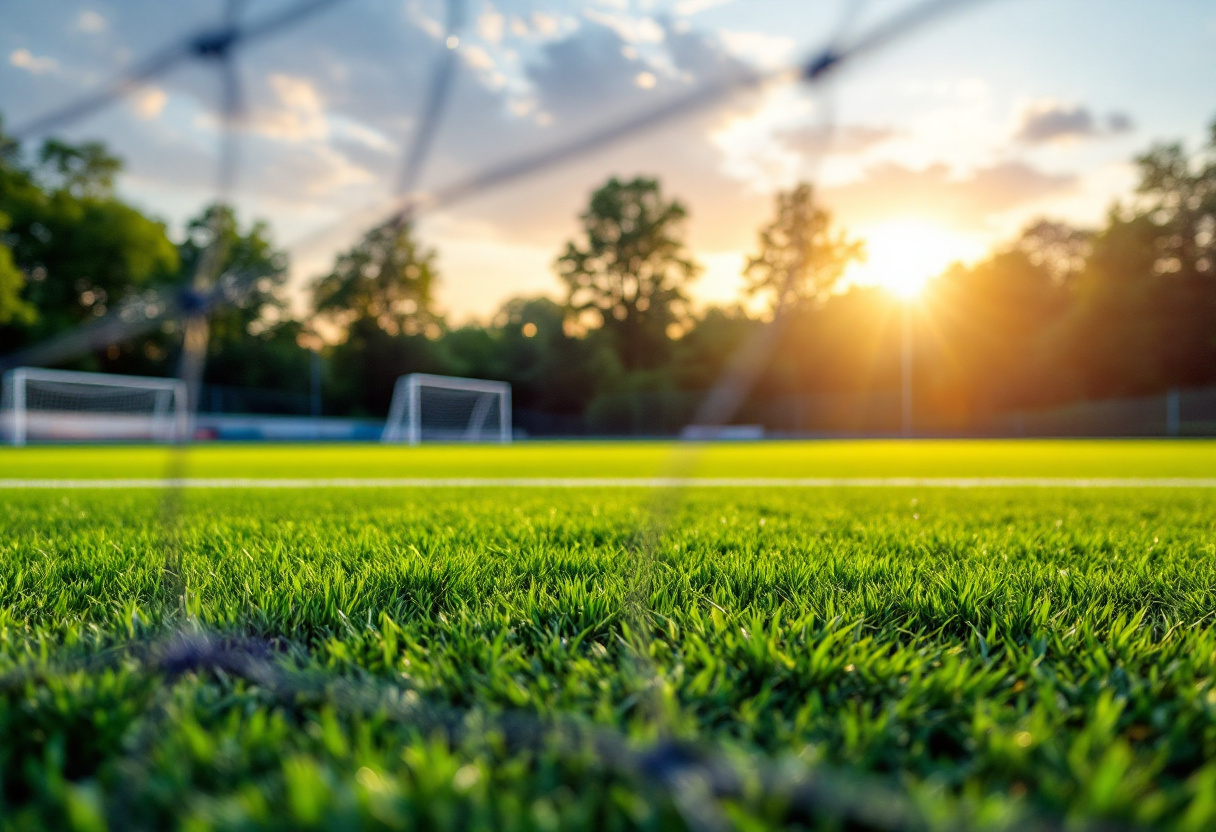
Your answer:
[2,477,1216,489]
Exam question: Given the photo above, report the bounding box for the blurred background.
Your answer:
[2,0,1215,439]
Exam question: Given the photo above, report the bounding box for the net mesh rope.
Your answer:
[0,2,1037,831]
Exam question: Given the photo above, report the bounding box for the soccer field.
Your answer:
[2,440,1216,830]
[4,438,1216,479]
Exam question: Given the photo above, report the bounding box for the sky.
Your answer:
[3,0,1215,322]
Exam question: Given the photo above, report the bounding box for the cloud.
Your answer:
[526,23,661,124]
[776,124,898,157]
[581,9,665,44]
[824,161,1078,230]
[477,11,505,44]
[77,10,107,33]
[425,17,770,252]
[0,0,1104,317]
[715,29,795,69]
[1014,100,1135,145]
[130,86,167,119]
[1106,112,1134,134]
[259,142,374,199]
[530,12,560,37]
[664,18,752,82]
[250,74,329,141]
[9,48,58,74]
[461,44,496,71]
[2,2,759,246]
[675,0,736,15]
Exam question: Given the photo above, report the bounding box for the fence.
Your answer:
[1000,387,1216,438]
[199,383,313,416]
[515,387,1216,438]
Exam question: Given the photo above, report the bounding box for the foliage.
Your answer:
[744,182,865,309]
[309,118,1216,428]
[322,317,453,416]
[35,139,123,200]
[1134,120,1216,282]
[0,134,179,357]
[556,176,701,370]
[1013,220,1092,286]
[4,118,1216,432]
[452,297,622,417]
[923,229,1073,413]
[312,220,438,337]
[0,210,34,326]
[1063,120,1216,394]
[176,204,307,392]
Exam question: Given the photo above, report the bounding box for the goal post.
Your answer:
[1,367,188,446]
[382,373,511,445]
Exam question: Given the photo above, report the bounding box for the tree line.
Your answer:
[2,116,1214,433]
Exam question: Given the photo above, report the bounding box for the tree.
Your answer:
[178,204,289,334]
[1056,211,1168,397]
[488,296,621,415]
[0,134,179,355]
[1134,120,1216,282]
[36,139,122,200]
[172,204,307,391]
[1014,220,1092,286]
[925,225,1075,411]
[555,176,700,370]
[1057,119,1216,396]
[0,211,34,326]
[312,220,438,336]
[323,318,450,416]
[744,182,864,310]
[671,305,759,391]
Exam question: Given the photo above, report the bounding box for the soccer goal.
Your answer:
[382,373,511,444]
[0,367,189,446]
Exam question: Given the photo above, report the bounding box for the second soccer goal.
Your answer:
[382,374,511,444]
[1,367,188,446]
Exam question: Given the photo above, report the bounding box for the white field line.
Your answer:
[2,477,1216,489]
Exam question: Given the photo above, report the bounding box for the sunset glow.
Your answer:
[851,219,982,299]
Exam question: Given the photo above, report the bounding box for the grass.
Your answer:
[2,438,1216,479]
[2,441,1216,830]
[2,437,1216,476]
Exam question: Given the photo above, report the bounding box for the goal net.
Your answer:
[1,367,188,446]
[382,373,511,444]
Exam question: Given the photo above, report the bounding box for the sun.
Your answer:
[851,219,981,299]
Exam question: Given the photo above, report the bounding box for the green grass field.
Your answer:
[2,441,1216,830]
[3,438,1216,479]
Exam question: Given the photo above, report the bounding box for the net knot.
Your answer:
[191,27,239,60]
[639,740,738,793]
[803,49,840,81]
[178,287,209,316]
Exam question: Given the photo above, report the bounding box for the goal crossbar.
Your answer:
[382,373,511,445]
[1,367,189,446]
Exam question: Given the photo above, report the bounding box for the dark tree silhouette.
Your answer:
[0,134,179,355]
[556,176,700,370]
[312,220,438,337]
[744,182,864,310]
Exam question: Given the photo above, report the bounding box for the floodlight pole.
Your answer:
[901,302,913,437]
